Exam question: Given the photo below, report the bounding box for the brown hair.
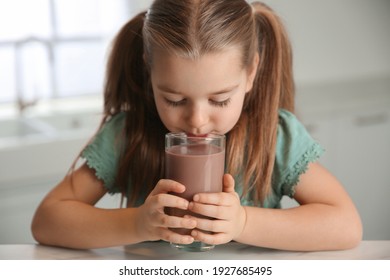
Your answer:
[101,0,294,205]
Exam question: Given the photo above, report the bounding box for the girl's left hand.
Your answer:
[187,174,247,245]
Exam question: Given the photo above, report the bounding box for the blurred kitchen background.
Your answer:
[0,0,389,244]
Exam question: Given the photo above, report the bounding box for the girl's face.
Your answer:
[151,47,258,136]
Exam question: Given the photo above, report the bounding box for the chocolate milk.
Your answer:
[165,143,225,235]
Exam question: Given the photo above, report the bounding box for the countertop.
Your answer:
[0,241,389,260]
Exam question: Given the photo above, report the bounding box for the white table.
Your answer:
[0,241,389,260]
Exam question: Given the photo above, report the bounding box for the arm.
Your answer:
[236,162,362,250]
[188,162,362,251]
[31,164,196,249]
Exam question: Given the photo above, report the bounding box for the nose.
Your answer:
[186,104,208,132]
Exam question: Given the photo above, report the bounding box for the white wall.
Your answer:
[260,0,390,85]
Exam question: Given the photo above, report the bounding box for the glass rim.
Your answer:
[165,132,225,141]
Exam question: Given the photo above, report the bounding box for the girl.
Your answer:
[31,0,362,251]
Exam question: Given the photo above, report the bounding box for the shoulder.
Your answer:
[276,109,318,152]
[99,112,126,136]
[272,109,324,197]
[81,112,127,192]
[90,112,127,148]
[277,109,308,141]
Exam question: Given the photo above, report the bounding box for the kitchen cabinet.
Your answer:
[0,114,118,244]
[0,180,54,243]
[332,109,390,239]
[300,108,390,239]
[291,78,390,239]
[0,179,122,244]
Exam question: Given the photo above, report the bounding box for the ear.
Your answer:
[245,52,259,92]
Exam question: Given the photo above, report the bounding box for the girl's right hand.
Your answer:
[134,179,197,244]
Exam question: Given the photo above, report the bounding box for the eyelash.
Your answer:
[210,98,231,107]
[165,99,186,107]
[165,98,231,108]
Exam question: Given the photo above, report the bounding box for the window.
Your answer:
[0,0,132,106]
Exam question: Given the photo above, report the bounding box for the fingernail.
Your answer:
[188,219,196,227]
[193,195,199,201]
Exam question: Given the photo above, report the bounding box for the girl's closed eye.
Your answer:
[164,98,186,107]
[164,97,232,108]
[209,98,231,107]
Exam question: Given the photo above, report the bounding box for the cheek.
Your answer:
[216,107,242,133]
[221,96,245,132]
[157,108,175,126]
[155,99,171,124]
[155,101,182,130]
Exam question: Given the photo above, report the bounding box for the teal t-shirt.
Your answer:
[81,109,324,208]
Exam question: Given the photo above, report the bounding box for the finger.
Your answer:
[149,179,186,196]
[191,230,229,245]
[185,215,228,233]
[188,202,228,220]
[223,174,235,193]
[192,192,234,207]
[159,228,194,244]
[153,213,197,229]
[150,193,189,210]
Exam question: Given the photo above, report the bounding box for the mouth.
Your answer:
[186,133,209,138]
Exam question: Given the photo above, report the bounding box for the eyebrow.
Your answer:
[156,84,239,96]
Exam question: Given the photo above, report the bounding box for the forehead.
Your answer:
[150,45,243,66]
[150,48,245,93]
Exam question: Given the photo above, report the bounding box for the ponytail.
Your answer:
[252,2,294,113]
[104,11,148,117]
[230,2,295,203]
[104,11,167,204]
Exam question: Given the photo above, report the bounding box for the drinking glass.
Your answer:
[165,132,226,252]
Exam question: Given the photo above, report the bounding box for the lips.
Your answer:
[187,133,208,137]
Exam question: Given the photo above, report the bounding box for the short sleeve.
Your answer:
[81,113,126,194]
[272,109,324,198]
